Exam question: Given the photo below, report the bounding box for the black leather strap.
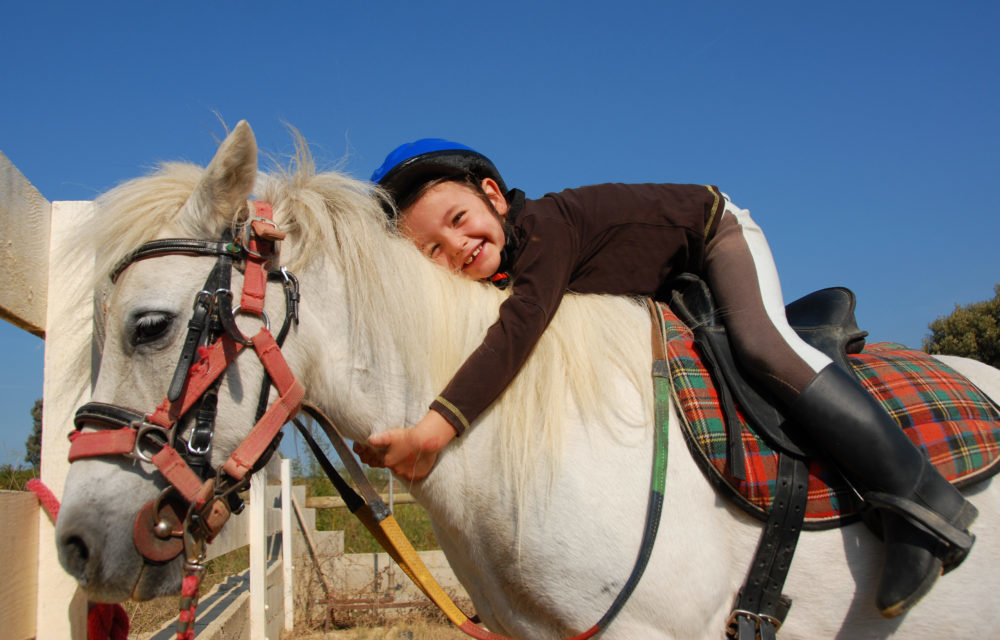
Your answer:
[110,238,239,283]
[728,452,809,639]
[74,401,144,430]
[696,330,747,480]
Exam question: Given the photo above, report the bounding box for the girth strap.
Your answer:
[727,453,809,640]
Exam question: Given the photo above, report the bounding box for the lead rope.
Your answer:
[177,531,207,640]
[296,299,670,639]
[26,479,131,640]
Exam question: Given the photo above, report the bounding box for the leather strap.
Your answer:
[727,452,809,639]
[148,335,246,428]
[239,202,283,315]
[110,239,238,283]
[69,403,145,461]
[151,446,211,505]
[222,330,304,480]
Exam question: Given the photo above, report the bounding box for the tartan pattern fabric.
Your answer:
[658,303,1000,527]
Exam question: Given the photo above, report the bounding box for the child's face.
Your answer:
[400,179,508,280]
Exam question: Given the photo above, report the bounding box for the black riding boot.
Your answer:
[788,363,977,618]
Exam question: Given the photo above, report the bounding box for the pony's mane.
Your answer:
[84,134,653,496]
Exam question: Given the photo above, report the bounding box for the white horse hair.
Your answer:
[57,121,1000,639]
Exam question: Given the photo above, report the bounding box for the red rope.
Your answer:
[27,479,131,640]
[176,574,202,640]
[26,478,60,522]
[88,603,130,640]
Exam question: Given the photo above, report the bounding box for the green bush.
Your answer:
[0,464,37,491]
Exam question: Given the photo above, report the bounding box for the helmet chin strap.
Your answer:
[486,188,524,291]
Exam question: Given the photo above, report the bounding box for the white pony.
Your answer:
[56,122,1000,639]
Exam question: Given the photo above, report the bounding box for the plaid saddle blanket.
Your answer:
[657,302,1000,529]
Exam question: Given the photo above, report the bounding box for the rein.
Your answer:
[67,201,671,639]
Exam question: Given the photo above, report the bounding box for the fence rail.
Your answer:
[306,492,416,510]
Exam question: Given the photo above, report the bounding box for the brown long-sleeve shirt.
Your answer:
[430,182,725,434]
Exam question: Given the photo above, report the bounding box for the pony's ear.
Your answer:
[182,120,258,226]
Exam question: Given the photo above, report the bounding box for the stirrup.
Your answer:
[865,491,977,571]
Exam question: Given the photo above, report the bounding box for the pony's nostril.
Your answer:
[61,534,93,584]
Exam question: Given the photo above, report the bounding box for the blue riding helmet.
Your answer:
[371,138,507,217]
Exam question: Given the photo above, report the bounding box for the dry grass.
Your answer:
[283,609,472,639]
[123,546,251,636]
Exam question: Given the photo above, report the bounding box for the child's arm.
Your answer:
[360,410,457,481]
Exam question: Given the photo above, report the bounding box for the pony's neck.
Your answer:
[291,239,503,442]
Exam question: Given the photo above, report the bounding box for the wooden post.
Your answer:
[38,200,95,639]
[1,151,92,638]
[250,467,268,639]
[281,459,294,632]
[1,491,40,640]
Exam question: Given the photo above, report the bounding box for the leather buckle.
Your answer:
[241,216,283,260]
[725,608,782,640]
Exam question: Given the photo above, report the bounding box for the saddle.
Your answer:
[667,273,868,465]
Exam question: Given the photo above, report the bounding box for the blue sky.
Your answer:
[1,1,997,464]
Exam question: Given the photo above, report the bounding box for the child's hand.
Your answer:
[366,410,457,482]
[352,440,386,467]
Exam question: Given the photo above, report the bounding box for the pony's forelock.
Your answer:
[86,162,210,292]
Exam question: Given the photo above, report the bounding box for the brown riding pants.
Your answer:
[703,204,832,406]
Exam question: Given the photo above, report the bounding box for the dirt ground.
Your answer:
[281,591,477,640]
[284,619,470,639]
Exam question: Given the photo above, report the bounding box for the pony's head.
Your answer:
[53,120,400,601]
[55,121,280,600]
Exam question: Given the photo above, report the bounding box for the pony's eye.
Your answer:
[131,312,175,346]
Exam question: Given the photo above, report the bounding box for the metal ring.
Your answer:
[231,305,270,330]
[132,422,169,463]
[725,609,762,640]
[241,217,281,260]
[227,305,271,344]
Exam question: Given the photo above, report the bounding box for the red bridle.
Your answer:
[67,202,304,638]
